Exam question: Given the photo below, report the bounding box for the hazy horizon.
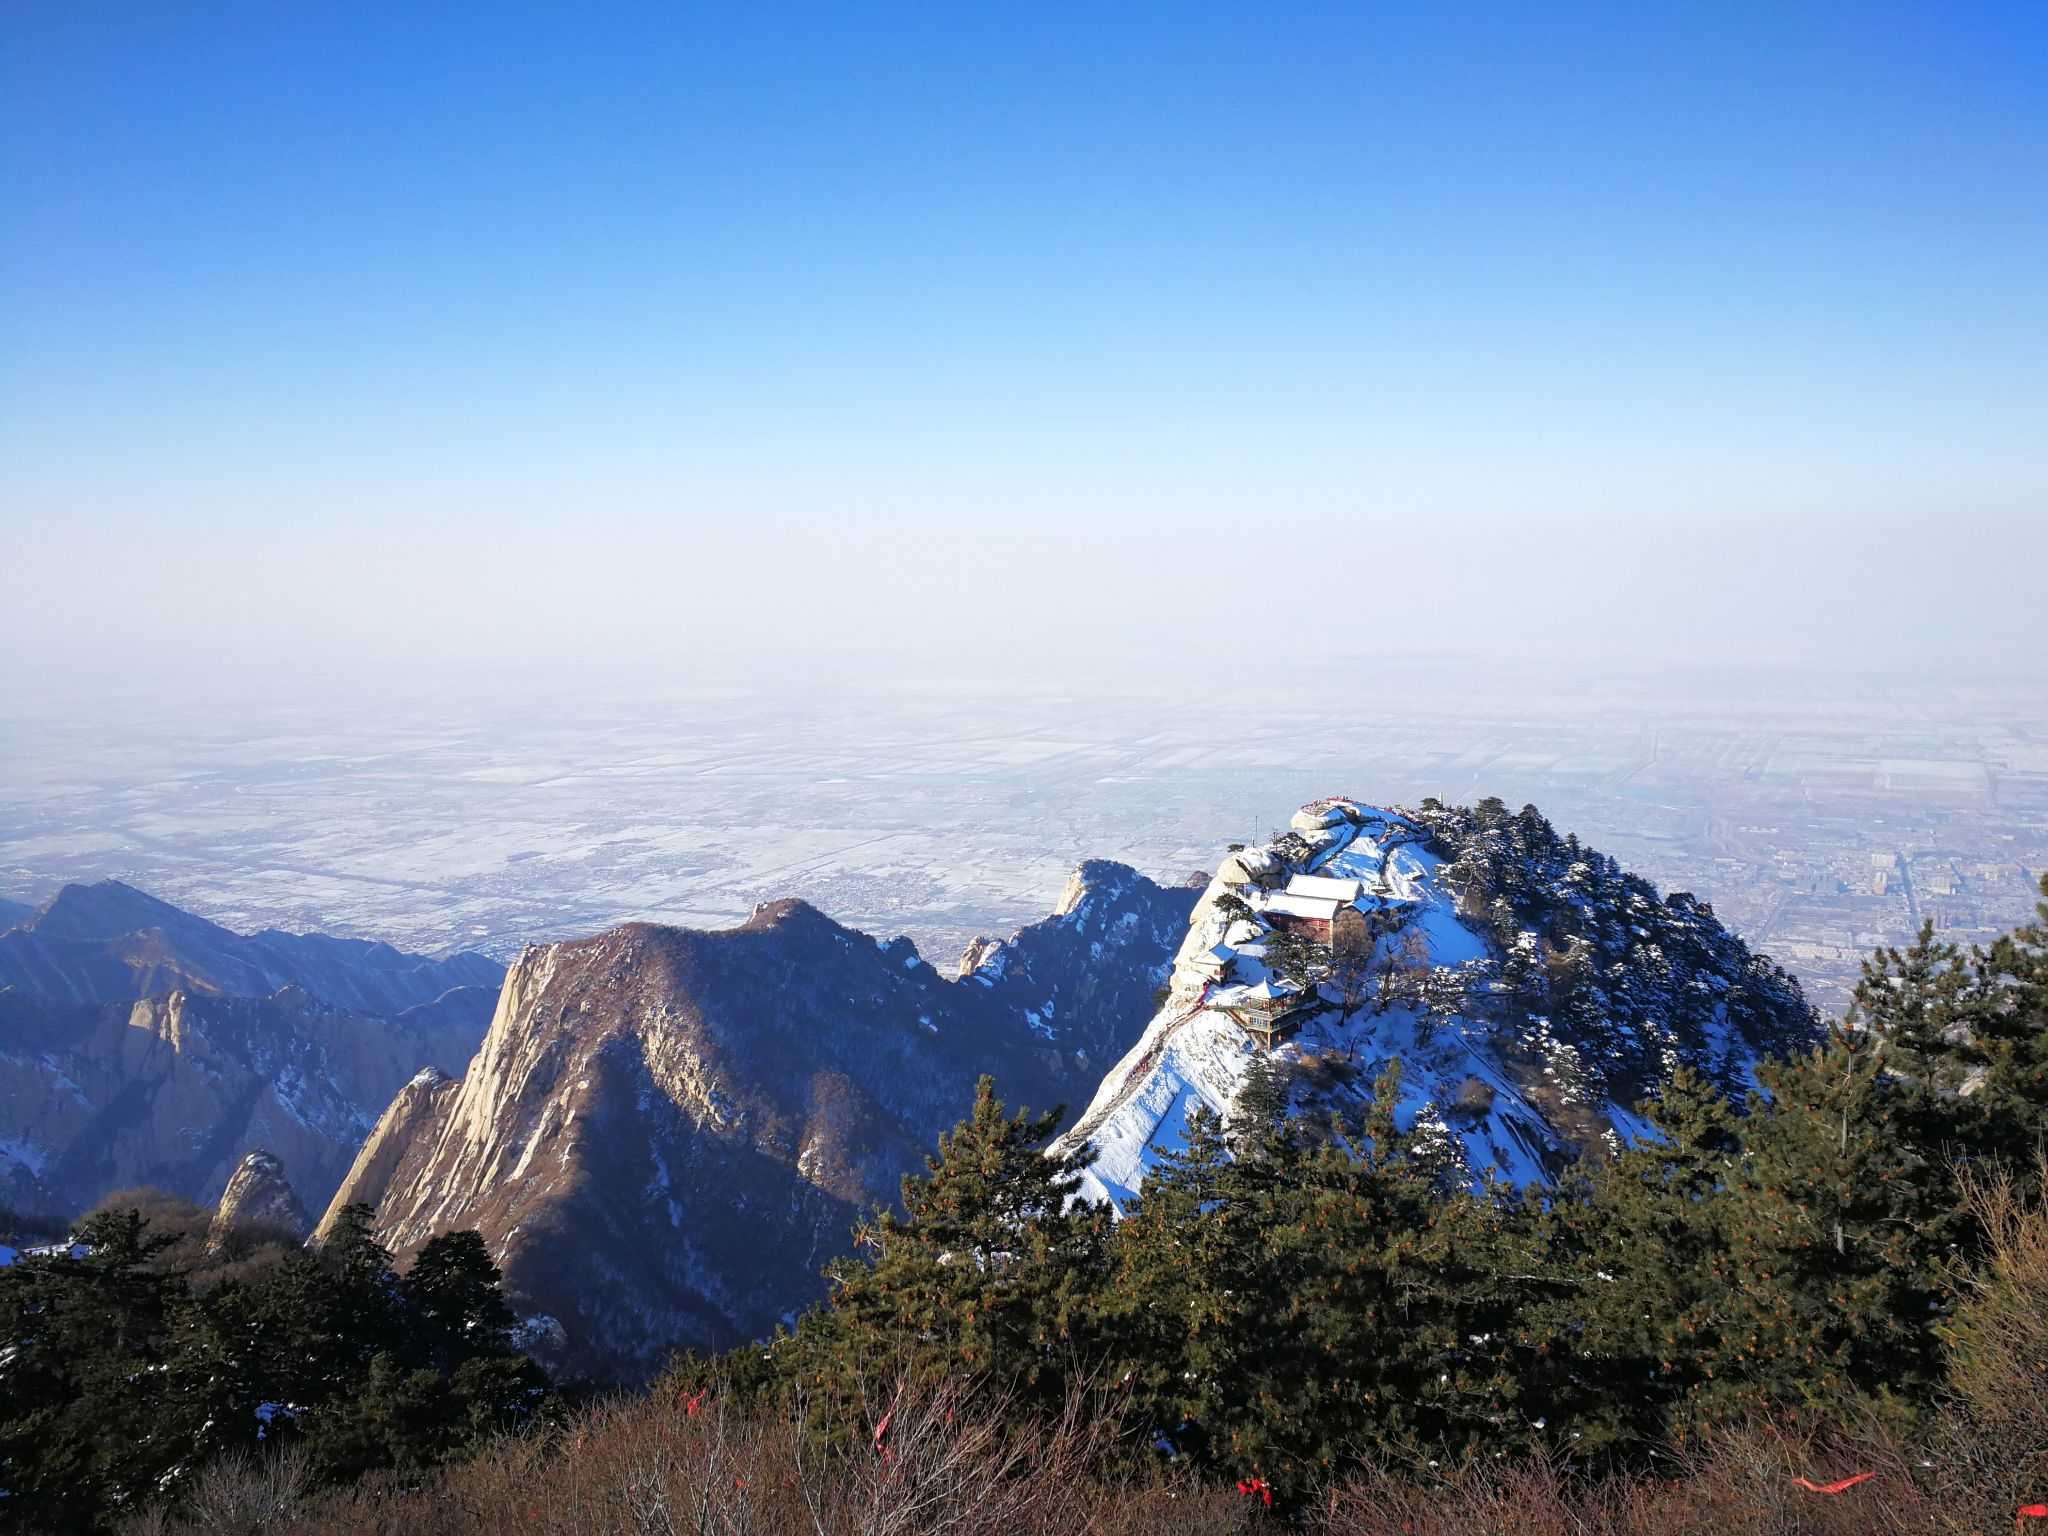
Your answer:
[7,4,2046,699]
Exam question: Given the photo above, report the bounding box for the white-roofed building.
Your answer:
[1262,892,1344,924]
[1210,977,1308,1048]
[1189,942,1237,983]
[1259,886,1369,954]
[1284,874,1364,904]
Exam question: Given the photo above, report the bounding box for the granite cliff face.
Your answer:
[322,863,1197,1381]
[951,858,1199,1064]
[0,883,500,1218]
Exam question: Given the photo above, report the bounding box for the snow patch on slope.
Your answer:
[1058,800,1771,1213]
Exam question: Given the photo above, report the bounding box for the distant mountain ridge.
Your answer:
[0,882,502,1220]
[321,862,1199,1381]
[0,879,501,1015]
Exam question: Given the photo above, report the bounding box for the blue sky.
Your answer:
[4,3,2044,688]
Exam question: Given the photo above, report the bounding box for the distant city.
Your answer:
[4,665,2043,1020]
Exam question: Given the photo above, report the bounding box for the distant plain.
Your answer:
[5,663,2043,1018]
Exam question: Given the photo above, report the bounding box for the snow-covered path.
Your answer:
[1050,986,1212,1161]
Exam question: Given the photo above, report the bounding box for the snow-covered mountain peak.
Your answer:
[1055,798,1815,1211]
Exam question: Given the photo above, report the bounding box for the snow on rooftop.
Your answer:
[1211,977,1296,1008]
[1260,891,1344,922]
[1284,874,1364,903]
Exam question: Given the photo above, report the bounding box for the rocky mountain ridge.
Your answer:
[320,862,1198,1381]
[0,883,501,1218]
[0,880,501,1014]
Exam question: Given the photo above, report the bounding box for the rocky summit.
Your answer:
[320,862,1197,1381]
[1055,798,1818,1207]
[207,1148,309,1247]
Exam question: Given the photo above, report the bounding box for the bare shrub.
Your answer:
[1450,1075,1495,1119]
[1944,1158,2048,1483]
[1316,1427,1954,1536]
[233,1371,1253,1536]
[1636,1420,1942,1536]
[85,1186,214,1268]
[793,1375,1139,1536]
[137,1370,2025,1536]
[173,1445,313,1534]
[1318,1453,1610,1536]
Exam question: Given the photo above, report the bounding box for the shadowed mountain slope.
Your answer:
[0,884,502,1218]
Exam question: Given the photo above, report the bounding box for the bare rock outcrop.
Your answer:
[208,1149,309,1247]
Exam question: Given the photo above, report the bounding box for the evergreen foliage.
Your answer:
[12,862,2048,1531]
[787,1076,1109,1426]
[730,877,2048,1512]
[1413,798,1818,1104]
[0,1203,552,1532]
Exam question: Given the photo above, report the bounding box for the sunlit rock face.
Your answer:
[324,863,1197,1383]
[208,1149,309,1247]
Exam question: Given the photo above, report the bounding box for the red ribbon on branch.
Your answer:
[1236,1475,1273,1508]
[1792,1471,1876,1495]
[873,1407,895,1467]
[681,1388,707,1419]
[2016,1502,2048,1529]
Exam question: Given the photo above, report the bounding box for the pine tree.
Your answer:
[1,1199,553,1526]
[0,1209,189,1529]
[1727,1028,1950,1424]
[1230,1055,1290,1154]
[1848,890,2048,1225]
[274,1204,405,1398]
[402,1230,518,1368]
[1570,1067,1747,1440]
[1248,1066,1567,1484]
[796,1077,1105,1420]
[1850,921,1985,1095]
[1096,1104,1259,1473]
[1573,1039,1959,1439]
[1969,874,2048,1161]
